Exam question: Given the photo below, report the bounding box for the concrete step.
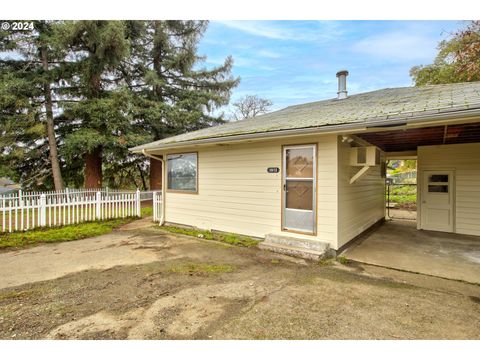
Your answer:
[265,233,329,252]
[259,241,327,261]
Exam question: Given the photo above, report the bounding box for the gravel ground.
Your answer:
[0,224,479,340]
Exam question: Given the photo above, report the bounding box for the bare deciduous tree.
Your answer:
[232,95,273,120]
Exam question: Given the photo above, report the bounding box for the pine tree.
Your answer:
[1,21,238,191]
[56,20,135,188]
[123,21,239,189]
[0,20,65,190]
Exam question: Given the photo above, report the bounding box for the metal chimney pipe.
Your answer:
[336,70,349,99]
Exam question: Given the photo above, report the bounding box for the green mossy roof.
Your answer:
[132,81,480,151]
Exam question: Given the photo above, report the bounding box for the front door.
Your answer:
[282,144,316,234]
[421,170,454,232]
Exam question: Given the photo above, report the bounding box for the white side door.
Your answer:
[282,144,317,234]
[420,170,454,232]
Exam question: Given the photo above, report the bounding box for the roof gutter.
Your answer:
[131,107,480,153]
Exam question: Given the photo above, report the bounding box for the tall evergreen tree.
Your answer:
[1,20,238,190]
[57,20,134,188]
[0,20,65,190]
[123,21,239,189]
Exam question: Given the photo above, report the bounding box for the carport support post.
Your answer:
[95,191,101,220]
[136,189,141,218]
[387,180,390,218]
[40,194,46,227]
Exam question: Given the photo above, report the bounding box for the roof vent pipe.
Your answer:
[336,70,349,99]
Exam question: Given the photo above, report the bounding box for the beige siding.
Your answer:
[163,135,338,247]
[316,135,339,244]
[418,143,480,236]
[337,138,385,249]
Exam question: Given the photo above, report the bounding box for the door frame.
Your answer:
[419,169,455,233]
[281,143,318,236]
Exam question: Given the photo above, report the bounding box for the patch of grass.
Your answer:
[388,185,417,209]
[166,262,235,275]
[336,256,349,265]
[390,194,416,204]
[161,226,260,248]
[141,206,153,217]
[162,225,213,239]
[0,289,38,301]
[270,259,280,265]
[0,218,133,249]
[317,258,334,266]
[214,232,260,247]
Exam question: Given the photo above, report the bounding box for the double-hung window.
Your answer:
[167,153,198,193]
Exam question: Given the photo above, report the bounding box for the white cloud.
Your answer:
[257,49,282,58]
[204,56,232,66]
[216,21,298,40]
[352,31,439,62]
[215,20,344,42]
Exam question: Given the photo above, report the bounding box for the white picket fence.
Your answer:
[0,189,152,233]
[17,187,154,202]
[152,191,163,223]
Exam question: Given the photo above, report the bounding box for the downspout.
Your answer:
[142,149,166,226]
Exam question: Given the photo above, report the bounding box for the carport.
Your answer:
[341,121,480,283]
[341,219,480,283]
[358,121,480,236]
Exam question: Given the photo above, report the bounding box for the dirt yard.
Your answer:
[0,222,479,340]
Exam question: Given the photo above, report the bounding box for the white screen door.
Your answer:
[420,170,454,232]
[282,145,316,234]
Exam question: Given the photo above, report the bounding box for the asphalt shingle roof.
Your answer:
[132,81,480,151]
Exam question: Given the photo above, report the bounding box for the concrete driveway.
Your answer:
[0,223,161,289]
[341,219,480,284]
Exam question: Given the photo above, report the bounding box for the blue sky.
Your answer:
[198,20,465,114]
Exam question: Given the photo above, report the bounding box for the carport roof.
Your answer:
[131,81,480,152]
[358,122,480,152]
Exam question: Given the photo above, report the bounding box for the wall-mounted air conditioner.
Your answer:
[349,146,381,166]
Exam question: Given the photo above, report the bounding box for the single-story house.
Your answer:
[131,71,480,259]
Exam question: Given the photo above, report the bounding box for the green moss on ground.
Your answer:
[336,256,349,265]
[0,218,133,249]
[161,225,260,248]
[0,289,40,301]
[317,258,334,266]
[166,262,235,275]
